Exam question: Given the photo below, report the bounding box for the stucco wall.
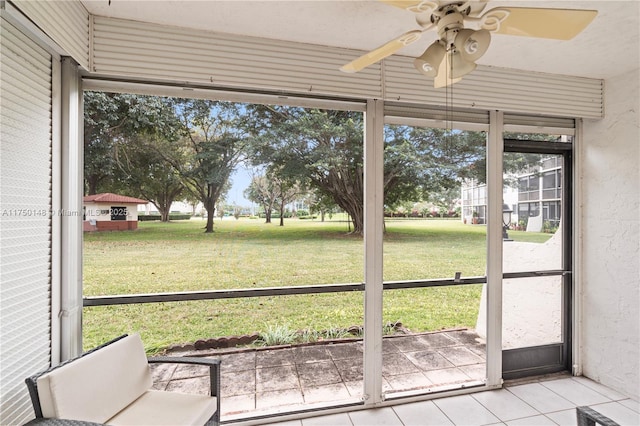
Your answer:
[581,67,640,398]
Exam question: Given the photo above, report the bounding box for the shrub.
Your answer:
[256,324,298,346]
[543,220,559,234]
[138,214,191,221]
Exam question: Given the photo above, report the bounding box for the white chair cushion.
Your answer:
[106,390,218,426]
[37,334,152,423]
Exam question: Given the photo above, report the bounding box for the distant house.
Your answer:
[83,193,148,232]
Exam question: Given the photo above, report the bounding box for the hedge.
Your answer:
[138,214,192,221]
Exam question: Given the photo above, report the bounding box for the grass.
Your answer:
[83,218,552,352]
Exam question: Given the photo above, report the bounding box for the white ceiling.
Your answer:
[81,0,639,80]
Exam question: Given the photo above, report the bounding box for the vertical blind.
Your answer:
[0,18,53,425]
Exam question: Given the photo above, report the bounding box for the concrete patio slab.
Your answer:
[382,353,422,376]
[297,360,343,387]
[256,365,300,392]
[403,350,454,371]
[154,329,486,420]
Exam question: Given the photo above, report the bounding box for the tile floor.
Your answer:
[263,376,639,426]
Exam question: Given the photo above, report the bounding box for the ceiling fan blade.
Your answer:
[340,30,423,73]
[378,0,439,14]
[481,7,597,40]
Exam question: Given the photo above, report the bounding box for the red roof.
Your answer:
[83,193,148,204]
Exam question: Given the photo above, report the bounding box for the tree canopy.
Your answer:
[245,105,487,234]
[84,92,185,220]
[84,93,492,233]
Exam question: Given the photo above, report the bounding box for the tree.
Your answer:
[502,132,566,175]
[244,174,278,224]
[384,125,486,199]
[271,171,303,227]
[116,134,185,222]
[84,92,118,194]
[245,168,303,226]
[306,190,338,222]
[83,92,181,195]
[246,106,367,233]
[183,192,202,216]
[426,186,461,217]
[171,99,248,233]
[246,105,488,234]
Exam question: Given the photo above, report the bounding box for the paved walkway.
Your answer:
[150,329,486,421]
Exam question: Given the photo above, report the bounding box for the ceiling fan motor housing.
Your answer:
[436,11,465,39]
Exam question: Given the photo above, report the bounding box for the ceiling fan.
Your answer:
[340,1,597,88]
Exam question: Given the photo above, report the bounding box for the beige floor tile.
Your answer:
[221,393,255,416]
[256,388,305,410]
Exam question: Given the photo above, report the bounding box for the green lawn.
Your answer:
[83,218,551,352]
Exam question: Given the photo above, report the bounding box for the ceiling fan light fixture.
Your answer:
[447,51,477,79]
[413,40,446,77]
[454,28,491,62]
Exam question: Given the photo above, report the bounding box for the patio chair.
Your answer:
[24,334,220,426]
[576,406,620,426]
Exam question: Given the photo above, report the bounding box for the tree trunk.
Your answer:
[154,198,171,222]
[86,177,99,195]
[262,202,272,223]
[205,206,215,232]
[279,200,285,227]
[341,202,363,234]
[204,197,215,233]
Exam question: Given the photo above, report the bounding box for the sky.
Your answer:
[227,165,253,207]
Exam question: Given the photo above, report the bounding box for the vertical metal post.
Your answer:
[363,99,384,405]
[59,57,83,360]
[571,119,582,376]
[486,110,504,387]
[50,55,62,366]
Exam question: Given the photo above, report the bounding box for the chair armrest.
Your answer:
[147,357,221,397]
[576,406,620,426]
[147,357,220,368]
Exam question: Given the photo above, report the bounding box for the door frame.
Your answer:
[502,138,573,379]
